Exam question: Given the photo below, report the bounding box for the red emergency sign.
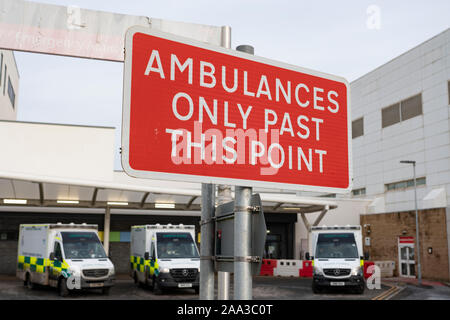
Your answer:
[122,27,352,192]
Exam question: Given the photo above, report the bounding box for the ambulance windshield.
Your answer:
[61,232,107,259]
[315,233,359,259]
[156,232,199,259]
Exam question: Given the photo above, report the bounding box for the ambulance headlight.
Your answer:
[161,268,170,273]
[68,267,79,276]
[351,266,363,276]
[108,268,115,276]
[313,266,323,276]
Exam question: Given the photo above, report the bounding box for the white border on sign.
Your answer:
[121,26,353,193]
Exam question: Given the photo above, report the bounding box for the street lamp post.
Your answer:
[400,160,422,286]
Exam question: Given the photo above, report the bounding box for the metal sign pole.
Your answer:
[217,25,232,301]
[233,44,255,300]
[234,186,253,299]
[200,183,215,299]
[217,185,231,300]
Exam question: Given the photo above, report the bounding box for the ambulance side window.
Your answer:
[54,242,62,261]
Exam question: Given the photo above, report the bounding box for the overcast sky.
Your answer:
[15,0,450,169]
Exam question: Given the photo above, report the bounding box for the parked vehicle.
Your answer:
[306,225,368,294]
[16,223,115,297]
[130,224,200,294]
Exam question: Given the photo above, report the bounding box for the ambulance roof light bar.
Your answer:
[311,225,361,230]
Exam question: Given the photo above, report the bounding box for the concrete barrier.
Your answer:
[273,260,302,277]
[374,261,395,277]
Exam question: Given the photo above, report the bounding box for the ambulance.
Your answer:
[130,224,200,294]
[16,223,115,297]
[306,225,368,294]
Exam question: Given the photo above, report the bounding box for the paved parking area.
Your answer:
[0,275,388,300]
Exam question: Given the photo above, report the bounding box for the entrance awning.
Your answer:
[0,171,337,215]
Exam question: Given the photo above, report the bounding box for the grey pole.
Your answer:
[103,206,111,255]
[200,183,215,299]
[217,26,233,300]
[217,25,232,301]
[233,44,255,300]
[234,186,253,299]
[217,185,232,300]
[412,162,422,286]
[400,160,422,286]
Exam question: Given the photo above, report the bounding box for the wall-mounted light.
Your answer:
[155,203,175,209]
[107,201,128,206]
[57,200,79,204]
[3,199,27,204]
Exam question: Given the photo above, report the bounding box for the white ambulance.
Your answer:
[16,223,115,297]
[130,224,200,294]
[306,225,368,294]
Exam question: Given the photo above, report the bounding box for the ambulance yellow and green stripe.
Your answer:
[130,256,160,276]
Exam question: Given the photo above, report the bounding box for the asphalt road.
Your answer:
[0,275,388,300]
[392,283,450,300]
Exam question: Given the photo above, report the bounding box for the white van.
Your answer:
[130,224,200,294]
[306,225,368,294]
[16,223,115,297]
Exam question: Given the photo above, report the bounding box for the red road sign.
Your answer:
[122,27,352,193]
[399,237,415,244]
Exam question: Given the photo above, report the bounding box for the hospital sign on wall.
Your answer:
[122,26,352,193]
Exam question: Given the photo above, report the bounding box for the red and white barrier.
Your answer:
[273,260,302,277]
[299,260,313,278]
[259,259,277,276]
[363,261,375,279]
[259,259,314,277]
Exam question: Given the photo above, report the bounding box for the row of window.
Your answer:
[351,188,366,196]
[352,92,423,139]
[0,52,15,109]
[352,177,426,196]
[385,177,426,191]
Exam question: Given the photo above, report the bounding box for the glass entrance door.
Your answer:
[398,243,415,278]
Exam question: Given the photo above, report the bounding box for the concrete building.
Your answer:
[0,49,19,120]
[350,28,450,281]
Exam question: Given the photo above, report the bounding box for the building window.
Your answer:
[352,117,364,139]
[401,94,422,121]
[382,103,400,128]
[7,77,15,108]
[352,188,366,196]
[448,80,450,105]
[385,177,426,191]
[319,193,336,198]
[382,93,422,128]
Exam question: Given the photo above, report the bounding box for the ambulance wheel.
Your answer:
[25,274,35,290]
[153,276,162,295]
[133,273,139,287]
[312,282,322,294]
[58,277,70,297]
[354,284,365,295]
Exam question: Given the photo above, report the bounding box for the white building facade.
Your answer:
[351,28,449,212]
[350,28,450,281]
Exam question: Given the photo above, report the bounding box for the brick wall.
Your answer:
[360,208,449,282]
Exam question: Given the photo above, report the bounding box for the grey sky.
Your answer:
[15,0,450,169]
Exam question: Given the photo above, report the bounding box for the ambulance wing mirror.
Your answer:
[305,252,310,261]
[49,252,55,261]
[364,252,370,260]
[144,252,150,260]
